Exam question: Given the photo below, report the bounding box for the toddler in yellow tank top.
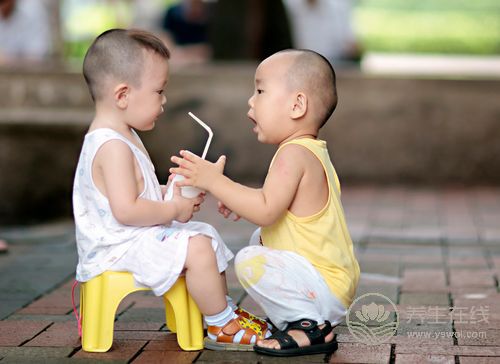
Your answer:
[171,49,360,357]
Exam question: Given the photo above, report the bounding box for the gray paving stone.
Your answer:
[399,293,450,306]
[0,346,73,359]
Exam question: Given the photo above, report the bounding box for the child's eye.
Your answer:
[157,90,164,95]
[257,89,263,94]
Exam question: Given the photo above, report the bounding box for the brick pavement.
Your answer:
[0,186,499,363]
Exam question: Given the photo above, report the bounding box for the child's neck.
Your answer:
[90,110,134,137]
[280,132,318,145]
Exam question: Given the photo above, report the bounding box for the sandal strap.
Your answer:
[266,330,299,350]
[207,315,268,346]
[285,319,332,346]
[235,307,269,329]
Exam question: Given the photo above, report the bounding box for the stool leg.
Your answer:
[81,272,147,352]
[81,274,116,352]
[187,290,204,348]
[164,298,176,333]
[163,277,203,351]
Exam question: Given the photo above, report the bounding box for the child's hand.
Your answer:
[171,182,203,223]
[162,173,176,198]
[170,150,226,191]
[218,201,240,221]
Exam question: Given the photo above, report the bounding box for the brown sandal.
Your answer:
[204,315,269,351]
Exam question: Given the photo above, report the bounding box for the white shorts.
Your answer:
[110,221,234,296]
[234,229,346,331]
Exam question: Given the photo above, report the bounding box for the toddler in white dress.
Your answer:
[73,28,270,351]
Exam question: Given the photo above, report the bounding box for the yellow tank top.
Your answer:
[261,138,360,308]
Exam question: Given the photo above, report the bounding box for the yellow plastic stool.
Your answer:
[80,271,203,352]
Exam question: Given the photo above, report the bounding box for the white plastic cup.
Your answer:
[165,174,202,200]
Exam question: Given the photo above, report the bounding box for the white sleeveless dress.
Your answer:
[73,128,233,295]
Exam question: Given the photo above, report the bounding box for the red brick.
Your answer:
[329,343,391,363]
[401,255,443,264]
[449,269,495,288]
[133,350,199,363]
[130,294,165,309]
[73,339,146,360]
[402,269,446,292]
[337,333,453,347]
[143,340,181,351]
[451,290,499,304]
[395,354,454,364]
[114,321,164,331]
[482,228,500,242]
[24,322,80,347]
[114,330,173,341]
[491,257,500,269]
[459,357,500,364]
[447,256,488,268]
[395,344,500,356]
[456,329,500,346]
[24,291,73,309]
[0,321,50,346]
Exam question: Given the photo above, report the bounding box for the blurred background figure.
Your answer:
[0,239,7,253]
[0,0,52,65]
[210,0,292,60]
[283,0,362,64]
[160,0,212,65]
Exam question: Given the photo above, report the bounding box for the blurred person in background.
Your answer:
[283,0,362,64]
[0,0,52,65]
[0,239,7,253]
[159,0,213,65]
[210,0,292,60]
[0,0,52,252]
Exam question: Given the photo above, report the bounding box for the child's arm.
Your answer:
[96,140,201,226]
[170,146,305,226]
[217,201,241,221]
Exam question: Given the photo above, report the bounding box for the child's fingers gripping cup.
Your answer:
[164,112,212,201]
[164,174,203,200]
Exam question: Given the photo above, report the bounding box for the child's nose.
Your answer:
[248,94,254,108]
[162,94,167,105]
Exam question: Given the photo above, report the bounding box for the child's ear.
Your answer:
[290,92,307,119]
[114,83,129,109]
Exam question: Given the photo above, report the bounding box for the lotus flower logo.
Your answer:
[347,293,399,345]
[356,302,391,323]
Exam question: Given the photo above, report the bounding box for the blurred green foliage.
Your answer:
[354,0,500,54]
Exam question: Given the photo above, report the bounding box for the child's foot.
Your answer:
[234,306,274,332]
[204,314,271,351]
[254,319,338,357]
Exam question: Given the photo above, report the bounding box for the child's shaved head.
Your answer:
[280,49,338,128]
[83,29,170,102]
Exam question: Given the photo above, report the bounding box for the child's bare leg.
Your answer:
[184,234,227,315]
[183,235,270,350]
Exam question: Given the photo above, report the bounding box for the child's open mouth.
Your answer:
[247,115,258,133]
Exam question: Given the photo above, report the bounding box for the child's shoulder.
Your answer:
[271,142,314,173]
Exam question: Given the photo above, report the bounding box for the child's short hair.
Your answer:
[83,29,170,102]
[280,49,338,128]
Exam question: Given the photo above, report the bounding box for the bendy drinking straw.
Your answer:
[188,112,213,159]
